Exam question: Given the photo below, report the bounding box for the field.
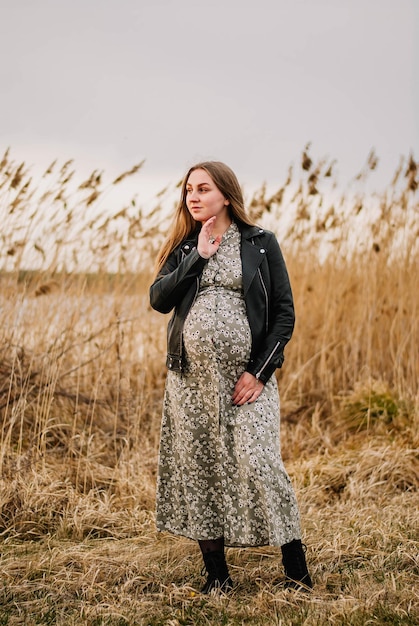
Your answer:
[0,148,418,625]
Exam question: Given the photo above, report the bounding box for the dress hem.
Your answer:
[155,525,301,548]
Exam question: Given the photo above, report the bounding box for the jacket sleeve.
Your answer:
[246,234,295,383]
[149,247,207,314]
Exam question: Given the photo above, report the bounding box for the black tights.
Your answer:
[198,536,225,554]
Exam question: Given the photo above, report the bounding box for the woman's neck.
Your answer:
[211,216,232,238]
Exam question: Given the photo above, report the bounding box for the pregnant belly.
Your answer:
[183,289,252,365]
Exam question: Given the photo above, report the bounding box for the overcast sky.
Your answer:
[1,0,418,200]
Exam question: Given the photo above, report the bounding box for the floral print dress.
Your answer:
[156,222,301,547]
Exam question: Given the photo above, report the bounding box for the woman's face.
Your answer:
[185,169,229,223]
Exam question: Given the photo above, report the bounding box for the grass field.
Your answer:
[0,148,418,624]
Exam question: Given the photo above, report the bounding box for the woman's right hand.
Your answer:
[197,216,222,259]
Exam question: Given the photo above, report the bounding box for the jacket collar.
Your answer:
[181,221,265,249]
[239,224,268,296]
[238,222,266,240]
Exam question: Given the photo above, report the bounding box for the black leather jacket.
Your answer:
[149,222,295,384]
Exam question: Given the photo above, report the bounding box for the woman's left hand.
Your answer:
[232,372,264,406]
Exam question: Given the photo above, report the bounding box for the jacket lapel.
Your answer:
[240,226,266,297]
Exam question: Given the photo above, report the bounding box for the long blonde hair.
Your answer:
[154,161,255,275]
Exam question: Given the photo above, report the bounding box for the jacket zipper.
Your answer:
[251,236,270,333]
[253,237,276,379]
[257,267,269,333]
[253,236,273,378]
[256,340,281,379]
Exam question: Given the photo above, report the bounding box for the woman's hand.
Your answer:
[232,372,264,406]
[197,216,222,259]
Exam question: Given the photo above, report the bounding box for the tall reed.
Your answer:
[0,146,417,625]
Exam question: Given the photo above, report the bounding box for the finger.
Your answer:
[245,389,261,405]
[232,373,258,402]
[198,218,220,257]
[201,216,216,234]
[233,381,263,405]
[232,386,256,405]
[232,387,246,405]
[236,392,256,406]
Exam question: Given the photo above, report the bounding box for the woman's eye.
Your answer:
[186,187,209,194]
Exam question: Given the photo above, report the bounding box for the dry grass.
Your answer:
[0,147,418,624]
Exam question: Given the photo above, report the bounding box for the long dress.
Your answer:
[156,222,302,547]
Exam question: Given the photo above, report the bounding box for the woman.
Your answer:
[149,161,312,593]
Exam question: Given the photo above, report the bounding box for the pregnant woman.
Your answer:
[149,161,312,593]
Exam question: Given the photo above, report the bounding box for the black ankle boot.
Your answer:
[281,539,313,590]
[201,551,233,594]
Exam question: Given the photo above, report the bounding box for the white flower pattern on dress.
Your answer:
[156,222,301,547]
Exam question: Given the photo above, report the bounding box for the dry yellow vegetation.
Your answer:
[0,147,418,624]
